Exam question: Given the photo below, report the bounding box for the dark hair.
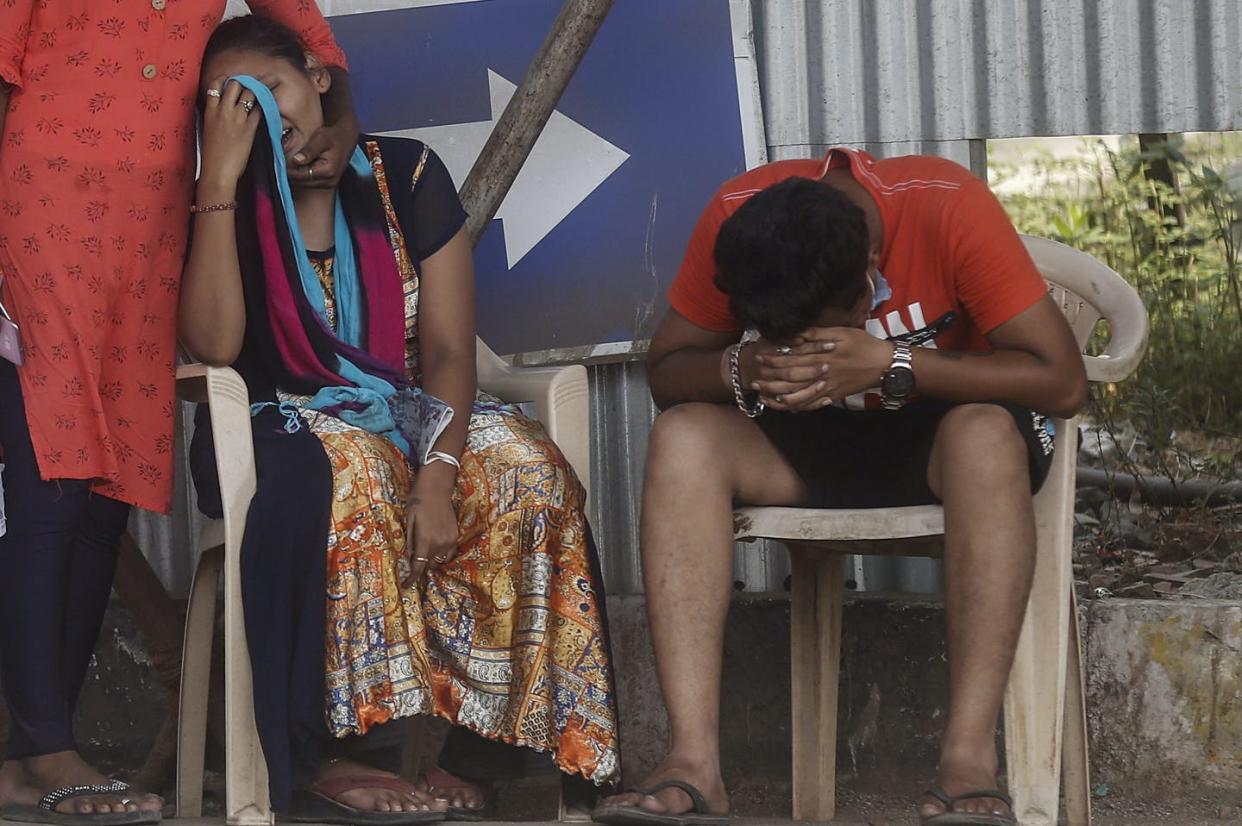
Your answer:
[202,14,308,75]
[713,177,870,341]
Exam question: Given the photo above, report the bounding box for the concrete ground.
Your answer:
[19,596,1242,826]
[172,808,1241,825]
[188,775,1242,825]
[824,788,1242,823]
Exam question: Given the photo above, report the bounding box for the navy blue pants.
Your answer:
[0,360,130,759]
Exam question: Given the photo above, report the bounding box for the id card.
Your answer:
[0,463,7,539]
[0,276,21,366]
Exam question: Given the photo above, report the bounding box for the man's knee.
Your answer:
[647,403,732,473]
[934,404,1027,472]
[650,404,725,457]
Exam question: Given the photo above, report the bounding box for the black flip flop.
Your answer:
[921,786,1016,825]
[591,780,728,826]
[0,782,161,825]
[281,775,446,825]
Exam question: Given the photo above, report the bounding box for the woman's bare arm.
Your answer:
[402,226,476,582]
[413,226,476,478]
[178,79,260,365]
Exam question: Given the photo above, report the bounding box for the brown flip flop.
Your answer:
[419,769,494,822]
[281,774,445,825]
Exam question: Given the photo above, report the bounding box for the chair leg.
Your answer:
[176,543,223,819]
[789,545,844,822]
[1061,588,1092,826]
[1004,422,1077,826]
[223,526,273,826]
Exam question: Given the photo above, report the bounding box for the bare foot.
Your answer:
[20,751,163,816]
[313,758,446,814]
[417,768,491,812]
[0,761,28,807]
[918,753,1014,822]
[598,755,727,817]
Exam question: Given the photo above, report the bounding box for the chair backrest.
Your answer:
[475,335,509,388]
[1021,235,1149,383]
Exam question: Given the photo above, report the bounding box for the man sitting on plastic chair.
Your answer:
[593,150,1088,826]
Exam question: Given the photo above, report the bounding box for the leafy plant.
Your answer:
[992,133,1242,474]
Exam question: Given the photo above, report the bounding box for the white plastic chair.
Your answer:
[174,338,591,825]
[732,236,1149,826]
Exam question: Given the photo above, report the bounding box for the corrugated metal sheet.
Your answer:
[128,406,207,596]
[588,361,792,594]
[755,0,1242,162]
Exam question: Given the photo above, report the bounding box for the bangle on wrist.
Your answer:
[190,201,237,214]
[425,450,461,471]
[727,340,765,418]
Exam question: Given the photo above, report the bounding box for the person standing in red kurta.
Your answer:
[0,2,356,822]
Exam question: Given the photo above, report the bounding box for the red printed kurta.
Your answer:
[0,0,347,513]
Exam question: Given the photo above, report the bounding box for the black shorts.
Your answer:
[756,399,1055,508]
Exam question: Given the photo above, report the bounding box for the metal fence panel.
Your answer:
[755,0,1242,158]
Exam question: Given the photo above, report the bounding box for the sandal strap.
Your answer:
[948,789,1013,810]
[422,768,488,792]
[309,774,418,801]
[923,786,953,809]
[39,781,131,812]
[642,780,711,815]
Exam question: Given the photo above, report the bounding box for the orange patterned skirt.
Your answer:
[298,396,619,784]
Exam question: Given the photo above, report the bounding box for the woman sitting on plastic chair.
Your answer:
[179,16,619,825]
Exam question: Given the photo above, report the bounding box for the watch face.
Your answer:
[883,366,916,397]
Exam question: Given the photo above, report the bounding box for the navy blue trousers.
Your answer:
[0,360,130,759]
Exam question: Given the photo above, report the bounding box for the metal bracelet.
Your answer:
[727,341,765,418]
[426,450,461,470]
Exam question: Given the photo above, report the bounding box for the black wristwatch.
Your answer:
[880,341,915,410]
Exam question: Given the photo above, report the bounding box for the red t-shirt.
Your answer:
[669,149,1048,360]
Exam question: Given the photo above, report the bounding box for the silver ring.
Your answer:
[414,556,431,562]
[307,166,314,178]
[205,88,221,98]
[240,99,255,113]
[776,345,792,355]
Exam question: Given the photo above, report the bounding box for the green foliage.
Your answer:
[991,134,1242,460]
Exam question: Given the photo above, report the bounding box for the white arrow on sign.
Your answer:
[381,69,630,269]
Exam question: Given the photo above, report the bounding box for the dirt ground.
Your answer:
[1074,421,1242,601]
[821,787,1242,823]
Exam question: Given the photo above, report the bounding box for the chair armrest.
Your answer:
[476,340,591,498]
[1082,299,1149,384]
[1020,235,1150,384]
[175,362,210,404]
[175,363,257,551]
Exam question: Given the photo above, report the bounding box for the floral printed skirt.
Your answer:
[299,398,619,785]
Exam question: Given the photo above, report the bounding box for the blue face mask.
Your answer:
[869,269,892,311]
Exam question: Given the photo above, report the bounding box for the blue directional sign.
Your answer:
[329,0,759,355]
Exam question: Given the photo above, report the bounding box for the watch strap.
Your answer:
[881,341,915,410]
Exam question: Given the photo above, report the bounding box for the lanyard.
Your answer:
[0,278,13,323]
